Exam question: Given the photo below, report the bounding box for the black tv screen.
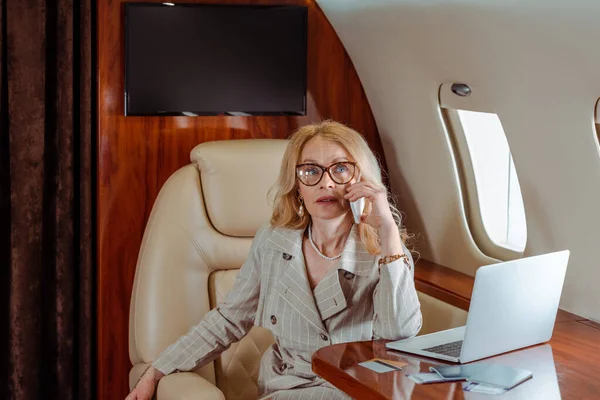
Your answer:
[124,3,307,116]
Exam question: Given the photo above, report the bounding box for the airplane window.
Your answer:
[455,110,527,253]
[440,105,528,259]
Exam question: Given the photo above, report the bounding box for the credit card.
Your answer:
[358,358,408,373]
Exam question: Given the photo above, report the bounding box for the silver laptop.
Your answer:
[386,250,570,363]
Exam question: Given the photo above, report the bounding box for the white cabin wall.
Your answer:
[317,0,600,320]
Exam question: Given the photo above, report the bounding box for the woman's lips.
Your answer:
[316,196,337,203]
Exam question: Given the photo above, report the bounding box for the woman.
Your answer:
[126,120,422,400]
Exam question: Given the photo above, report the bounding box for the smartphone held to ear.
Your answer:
[350,197,365,224]
[350,174,365,224]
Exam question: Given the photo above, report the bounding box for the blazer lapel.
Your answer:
[266,227,328,334]
[265,225,377,329]
[313,271,348,321]
[336,224,377,277]
[314,224,376,320]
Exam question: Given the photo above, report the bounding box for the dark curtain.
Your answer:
[0,0,95,399]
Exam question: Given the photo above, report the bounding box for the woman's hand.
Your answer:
[344,177,404,255]
[344,177,395,230]
[125,366,164,400]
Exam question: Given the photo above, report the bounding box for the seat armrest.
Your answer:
[157,372,225,400]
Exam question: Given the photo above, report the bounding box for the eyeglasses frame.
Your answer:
[295,161,358,186]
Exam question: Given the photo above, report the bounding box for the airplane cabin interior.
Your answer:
[2,0,600,399]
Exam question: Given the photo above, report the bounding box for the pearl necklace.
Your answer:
[308,223,343,261]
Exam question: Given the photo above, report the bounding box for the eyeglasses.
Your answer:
[296,161,358,186]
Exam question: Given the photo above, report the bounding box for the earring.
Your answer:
[298,195,304,217]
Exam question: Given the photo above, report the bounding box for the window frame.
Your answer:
[441,107,525,261]
[594,98,600,156]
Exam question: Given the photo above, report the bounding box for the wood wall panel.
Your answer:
[414,259,474,311]
[97,1,385,398]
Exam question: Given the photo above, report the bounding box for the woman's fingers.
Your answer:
[346,180,384,197]
[344,188,371,202]
[345,184,380,201]
[349,178,382,191]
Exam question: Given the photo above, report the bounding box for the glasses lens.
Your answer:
[297,165,323,185]
[329,162,355,184]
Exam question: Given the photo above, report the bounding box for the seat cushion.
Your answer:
[209,270,275,400]
[190,139,288,238]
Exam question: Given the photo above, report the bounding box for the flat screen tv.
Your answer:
[124,3,307,116]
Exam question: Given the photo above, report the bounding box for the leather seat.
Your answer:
[128,138,468,399]
[129,139,288,400]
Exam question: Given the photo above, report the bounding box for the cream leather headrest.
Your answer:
[190,139,288,237]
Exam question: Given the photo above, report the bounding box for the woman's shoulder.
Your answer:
[252,222,278,248]
[253,222,304,252]
[254,223,298,241]
[254,222,274,238]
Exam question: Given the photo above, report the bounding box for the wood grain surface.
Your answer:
[414,259,475,311]
[313,321,600,399]
[97,1,383,398]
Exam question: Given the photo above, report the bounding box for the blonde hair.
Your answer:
[269,120,411,255]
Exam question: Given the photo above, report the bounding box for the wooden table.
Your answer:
[312,316,600,399]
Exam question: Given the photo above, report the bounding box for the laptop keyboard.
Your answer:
[422,340,463,358]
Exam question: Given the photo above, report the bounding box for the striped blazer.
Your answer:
[153,223,422,399]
